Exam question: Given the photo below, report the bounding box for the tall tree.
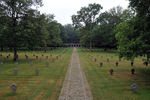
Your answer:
[116,0,150,62]
[72,3,103,51]
[0,0,43,61]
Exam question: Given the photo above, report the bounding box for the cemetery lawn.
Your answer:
[0,48,72,100]
[78,48,150,100]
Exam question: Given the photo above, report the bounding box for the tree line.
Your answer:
[72,0,150,62]
[0,0,79,61]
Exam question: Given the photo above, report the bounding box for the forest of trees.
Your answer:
[0,0,149,62]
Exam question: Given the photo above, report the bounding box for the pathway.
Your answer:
[59,48,93,100]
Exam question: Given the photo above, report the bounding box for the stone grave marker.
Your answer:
[116,62,118,67]
[35,69,39,75]
[142,59,145,62]
[26,56,28,59]
[14,69,18,75]
[131,62,134,66]
[40,58,42,62]
[30,62,33,66]
[46,56,48,59]
[101,56,103,59]
[107,59,109,62]
[1,62,3,66]
[131,84,137,93]
[10,83,17,94]
[46,62,49,67]
[15,62,18,66]
[36,56,38,59]
[7,56,9,59]
[110,69,114,75]
[50,54,52,57]
[131,68,135,75]
[28,59,30,63]
[94,59,97,62]
[42,54,44,57]
[8,54,10,56]
[100,62,103,67]
[52,59,54,62]
[56,56,58,59]
[91,56,93,59]
[33,54,35,57]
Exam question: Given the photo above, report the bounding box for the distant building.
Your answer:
[65,43,81,47]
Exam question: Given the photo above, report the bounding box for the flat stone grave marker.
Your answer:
[116,62,118,66]
[30,62,33,66]
[46,62,49,67]
[110,69,114,75]
[94,59,97,62]
[1,62,3,66]
[100,62,103,67]
[107,59,109,62]
[15,62,18,66]
[131,68,135,75]
[131,84,137,93]
[35,69,39,75]
[28,59,30,63]
[40,58,42,62]
[14,69,18,75]
[10,83,17,94]
[131,62,134,66]
[36,56,38,59]
[46,56,48,59]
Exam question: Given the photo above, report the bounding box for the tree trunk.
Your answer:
[1,46,3,51]
[90,38,92,52]
[44,46,47,52]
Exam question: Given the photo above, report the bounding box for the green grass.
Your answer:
[0,48,73,100]
[78,48,150,100]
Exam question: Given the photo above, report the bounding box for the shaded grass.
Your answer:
[0,48,72,100]
[78,48,150,100]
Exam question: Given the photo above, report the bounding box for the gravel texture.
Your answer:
[59,48,93,100]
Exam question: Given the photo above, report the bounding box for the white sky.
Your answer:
[38,0,129,25]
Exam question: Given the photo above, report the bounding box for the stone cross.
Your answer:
[35,69,39,75]
[7,56,9,59]
[36,56,38,59]
[56,56,58,59]
[110,69,114,75]
[8,54,10,56]
[14,69,18,75]
[94,59,97,62]
[131,84,137,93]
[107,59,109,62]
[116,62,118,67]
[131,62,134,66]
[100,62,103,67]
[42,54,44,57]
[131,68,135,75]
[10,83,17,94]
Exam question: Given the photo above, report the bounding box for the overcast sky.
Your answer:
[38,0,129,25]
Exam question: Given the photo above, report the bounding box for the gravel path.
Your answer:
[59,48,93,100]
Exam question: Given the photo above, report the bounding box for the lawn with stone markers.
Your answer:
[0,48,72,100]
[78,48,150,100]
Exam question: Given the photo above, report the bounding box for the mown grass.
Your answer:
[78,48,150,100]
[0,48,73,100]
